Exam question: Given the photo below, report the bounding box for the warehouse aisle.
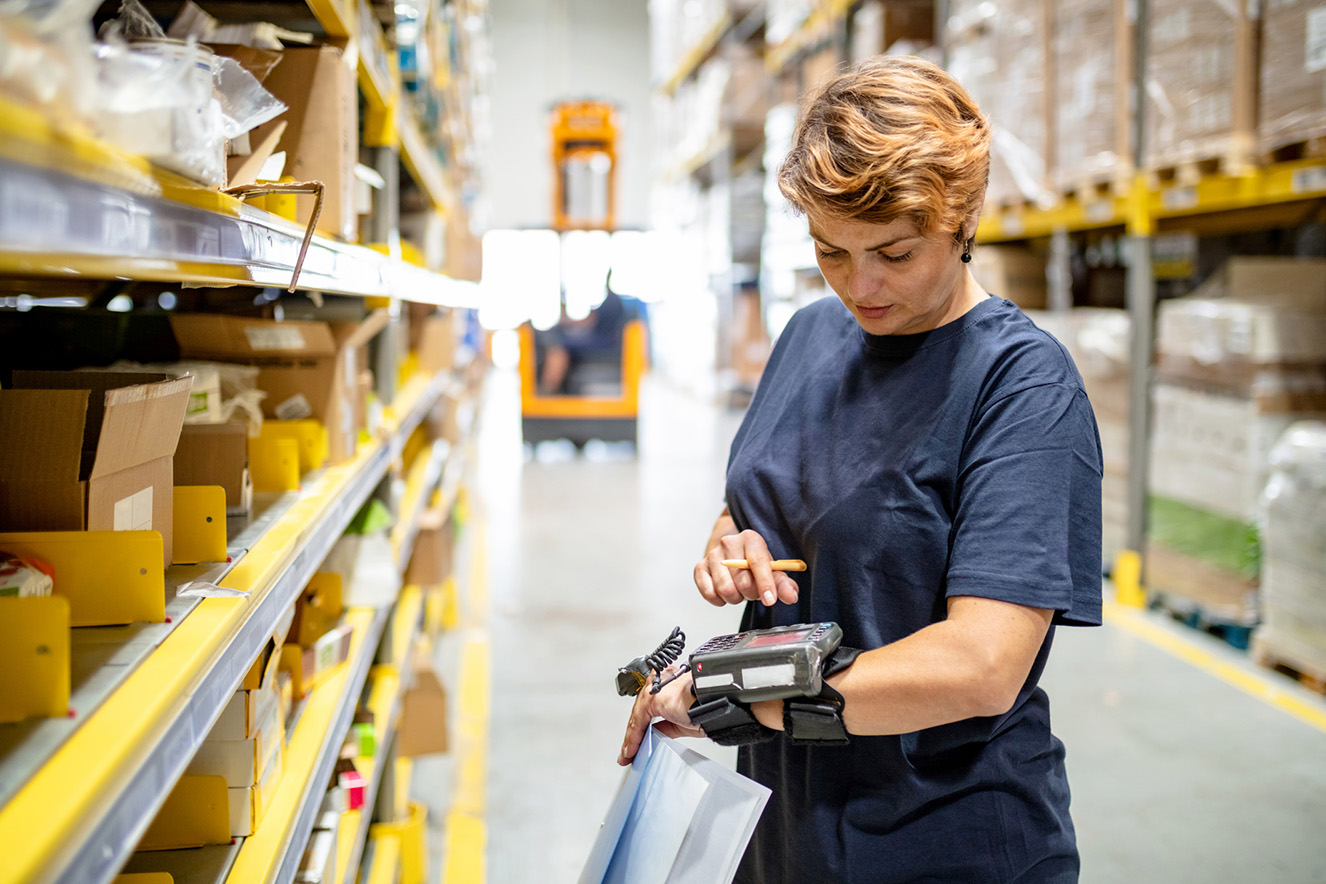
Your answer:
[463,367,1326,884]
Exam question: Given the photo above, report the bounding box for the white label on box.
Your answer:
[113,487,153,531]
[275,393,313,421]
[1291,164,1326,195]
[1307,7,1326,73]
[245,326,306,351]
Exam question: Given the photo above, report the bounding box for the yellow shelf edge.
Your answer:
[659,11,733,97]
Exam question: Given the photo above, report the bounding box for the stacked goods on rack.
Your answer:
[1048,0,1131,194]
[1142,0,1257,175]
[168,311,390,469]
[969,244,1049,310]
[1148,257,1326,626]
[1258,0,1326,158]
[946,0,1051,209]
[1255,422,1326,682]
[1025,308,1132,566]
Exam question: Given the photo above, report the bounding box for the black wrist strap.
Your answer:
[688,696,776,747]
[783,645,863,746]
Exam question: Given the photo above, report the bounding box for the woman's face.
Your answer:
[807,212,983,336]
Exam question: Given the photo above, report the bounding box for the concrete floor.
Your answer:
[421,368,1326,884]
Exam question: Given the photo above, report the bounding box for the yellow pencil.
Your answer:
[720,558,807,572]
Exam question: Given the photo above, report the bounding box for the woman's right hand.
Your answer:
[694,528,800,608]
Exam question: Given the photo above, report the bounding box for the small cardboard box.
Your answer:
[0,372,192,567]
[169,312,389,464]
[969,245,1049,310]
[211,680,281,741]
[246,46,359,242]
[188,691,284,785]
[397,645,449,757]
[415,312,456,377]
[404,507,452,587]
[175,421,252,515]
[229,733,285,836]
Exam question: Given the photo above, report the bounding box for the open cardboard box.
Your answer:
[168,312,390,464]
[0,371,192,567]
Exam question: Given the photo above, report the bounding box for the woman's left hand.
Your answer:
[617,666,704,766]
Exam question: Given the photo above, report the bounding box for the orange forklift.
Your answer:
[519,101,646,449]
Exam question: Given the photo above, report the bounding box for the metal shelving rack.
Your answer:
[0,0,484,879]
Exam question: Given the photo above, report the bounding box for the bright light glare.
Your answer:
[107,294,134,313]
[561,230,611,320]
[477,229,561,331]
[490,328,520,369]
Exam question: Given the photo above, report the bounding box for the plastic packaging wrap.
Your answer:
[1258,0,1326,155]
[1143,0,1256,170]
[1257,421,1326,671]
[945,0,1052,208]
[1050,0,1127,190]
[0,0,103,129]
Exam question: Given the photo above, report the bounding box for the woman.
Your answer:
[618,56,1102,883]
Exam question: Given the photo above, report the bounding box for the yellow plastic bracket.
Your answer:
[0,531,164,626]
[113,874,175,884]
[172,486,228,565]
[0,596,70,723]
[249,436,301,494]
[370,801,427,884]
[293,572,345,646]
[137,774,230,851]
[256,419,329,474]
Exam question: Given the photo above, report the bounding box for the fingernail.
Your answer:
[763,591,775,605]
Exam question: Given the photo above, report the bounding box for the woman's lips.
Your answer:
[856,304,892,320]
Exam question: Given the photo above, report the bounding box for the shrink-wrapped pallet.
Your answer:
[1050,0,1131,192]
[1143,0,1257,173]
[1255,422,1326,678]
[1259,0,1326,156]
[946,0,1051,208]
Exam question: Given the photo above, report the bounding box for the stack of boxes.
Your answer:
[1049,0,1131,194]
[946,0,1051,208]
[1256,422,1326,678]
[1258,0,1326,158]
[1148,257,1326,625]
[1143,0,1258,175]
[1027,308,1133,567]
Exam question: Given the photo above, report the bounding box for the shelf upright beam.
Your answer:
[1123,0,1154,564]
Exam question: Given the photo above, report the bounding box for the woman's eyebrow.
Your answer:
[809,231,918,251]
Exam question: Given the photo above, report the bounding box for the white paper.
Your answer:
[580,728,772,884]
[603,733,711,884]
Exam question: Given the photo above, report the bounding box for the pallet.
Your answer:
[1251,635,1326,696]
[1152,593,1255,651]
[1053,169,1133,207]
[1262,136,1326,166]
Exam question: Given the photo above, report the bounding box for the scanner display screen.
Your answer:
[744,627,814,648]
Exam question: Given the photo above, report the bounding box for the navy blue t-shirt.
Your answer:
[725,295,1103,883]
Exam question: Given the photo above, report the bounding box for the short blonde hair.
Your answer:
[778,56,990,239]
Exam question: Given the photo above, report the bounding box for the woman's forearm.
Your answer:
[751,597,1053,736]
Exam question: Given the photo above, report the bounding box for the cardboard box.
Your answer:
[188,691,284,785]
[175,421,252,515]
[1259,0,1326,155]
[415,313,456,377]
[290,572,345,647]
[969,245,1049,309]
[229,734,284,836]
[396,646,449,757]
[0,372,191,567]
[169,312,389,464]
[211,680,281,741]
[246,46,359,241]
[404,507,453,587]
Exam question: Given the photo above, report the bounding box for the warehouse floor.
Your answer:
[417,368,1326,884]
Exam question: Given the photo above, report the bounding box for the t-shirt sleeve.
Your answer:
[946,382,1103,626]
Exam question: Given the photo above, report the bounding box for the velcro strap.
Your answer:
[784,698,849,745]
[688,696,776,747]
